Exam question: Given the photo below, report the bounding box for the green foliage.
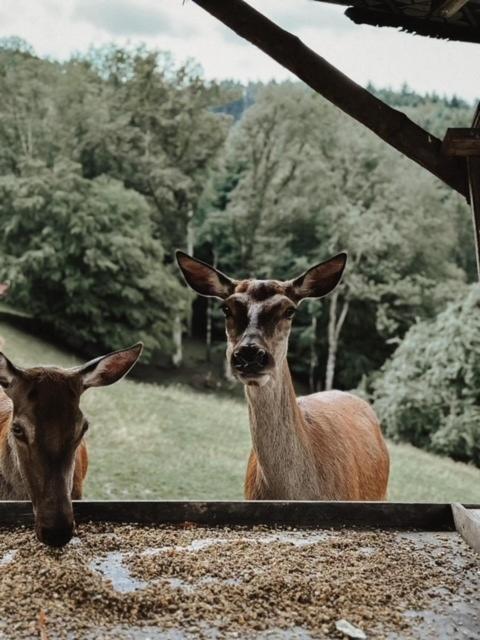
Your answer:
[0,161,185,359]
[66,45,231,250]
[0,43,230,359]
[373,285,480,466]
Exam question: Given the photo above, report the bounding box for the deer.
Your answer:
[176,251,389,501]
[0,343,142,547]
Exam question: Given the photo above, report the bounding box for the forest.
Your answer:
[0,37,478,466]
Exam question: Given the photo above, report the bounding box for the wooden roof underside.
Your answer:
[314,0,480,43]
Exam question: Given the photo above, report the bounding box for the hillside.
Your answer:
[0,320,478,502]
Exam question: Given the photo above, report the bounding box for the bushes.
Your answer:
[373,285,480,466]
[0,161,185,360]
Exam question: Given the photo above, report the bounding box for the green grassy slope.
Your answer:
[0,321,478,502]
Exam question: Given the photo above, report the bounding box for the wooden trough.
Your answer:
[0,500,479,639]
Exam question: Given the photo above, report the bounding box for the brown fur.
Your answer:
[0,369,89,512]
[244,373,389,500]
[73,442,89,499]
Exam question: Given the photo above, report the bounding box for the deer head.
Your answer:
[0,343,142,547]
[176,252,346,387]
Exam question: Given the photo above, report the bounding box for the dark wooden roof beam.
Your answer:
[443,128,480,156]
[435,0,471,18]
[192,0,468,199]
[444,105,480,278]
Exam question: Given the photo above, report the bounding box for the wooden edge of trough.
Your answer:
[452,503,480,553]
[1,501,479,531]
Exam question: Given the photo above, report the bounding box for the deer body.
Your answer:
[177,250,390,502]
[244,361,388,500]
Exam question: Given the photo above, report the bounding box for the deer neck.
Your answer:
[0,431,28,500]
[245,359,319,499]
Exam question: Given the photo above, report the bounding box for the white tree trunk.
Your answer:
[206,297,213,362]
[172,312,183,367]
[325,289,349,391]
[308,313,317,392]
[186,210,195,338]
[205,249,217,363]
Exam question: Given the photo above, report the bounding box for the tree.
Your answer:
[0,161,185,360]
[373,285,480,466]
[318,123,467,389]
[0,43,61,174]
[65,46,232,252]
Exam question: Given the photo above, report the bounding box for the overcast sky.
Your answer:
[0,0,478,102]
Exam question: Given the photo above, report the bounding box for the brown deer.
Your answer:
[177,251,389,501]
[0,343,142,546]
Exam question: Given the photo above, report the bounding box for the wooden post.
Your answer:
[443,104,480,279]
[468,107,480,279]
[191,0,468,199]
[468,155,480,278]
[452,503,480,554]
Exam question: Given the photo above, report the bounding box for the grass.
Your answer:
[0,320,479,502]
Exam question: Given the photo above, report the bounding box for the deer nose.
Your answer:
[232,345,268,371]
[39,524,74,548]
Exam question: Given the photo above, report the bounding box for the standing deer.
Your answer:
[177,251,389,501]
[0,343,142,546]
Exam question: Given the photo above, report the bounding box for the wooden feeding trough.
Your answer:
[0,500,479,638]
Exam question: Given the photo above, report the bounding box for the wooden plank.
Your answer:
[435,0,471,18]
[469,155,480,276]
[443,128,480,157]
[452,503,480,553]
[0,501,476,530]
[346,6,480,45]
[191,0,468,199]
[468,106,480,278]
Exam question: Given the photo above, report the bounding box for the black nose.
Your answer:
[39,525,74,548]
[232,345,268,372]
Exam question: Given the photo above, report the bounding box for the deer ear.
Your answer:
[176,251,235,299]
[0,352,22,388]
[290,253,347,302]
[78,343,143,390]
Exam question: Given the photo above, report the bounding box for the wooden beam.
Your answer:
[443,128,480,157]
[435,0,471,18]
[192,0,468,199]
[469,157,480,270]
[468,107,480,276]
[452,503,480,553]
[1,500,477,530]
[443,106,480,278]
[346,6,480,45]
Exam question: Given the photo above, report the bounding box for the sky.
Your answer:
[0,0,478,102]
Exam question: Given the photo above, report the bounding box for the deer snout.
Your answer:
[35,499,75,547]
[232,344,269,374]
[38,522,74,548]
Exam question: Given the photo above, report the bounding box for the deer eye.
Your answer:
[221,304,232,318]
[285,307,296,319]
[12,422,25,439]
